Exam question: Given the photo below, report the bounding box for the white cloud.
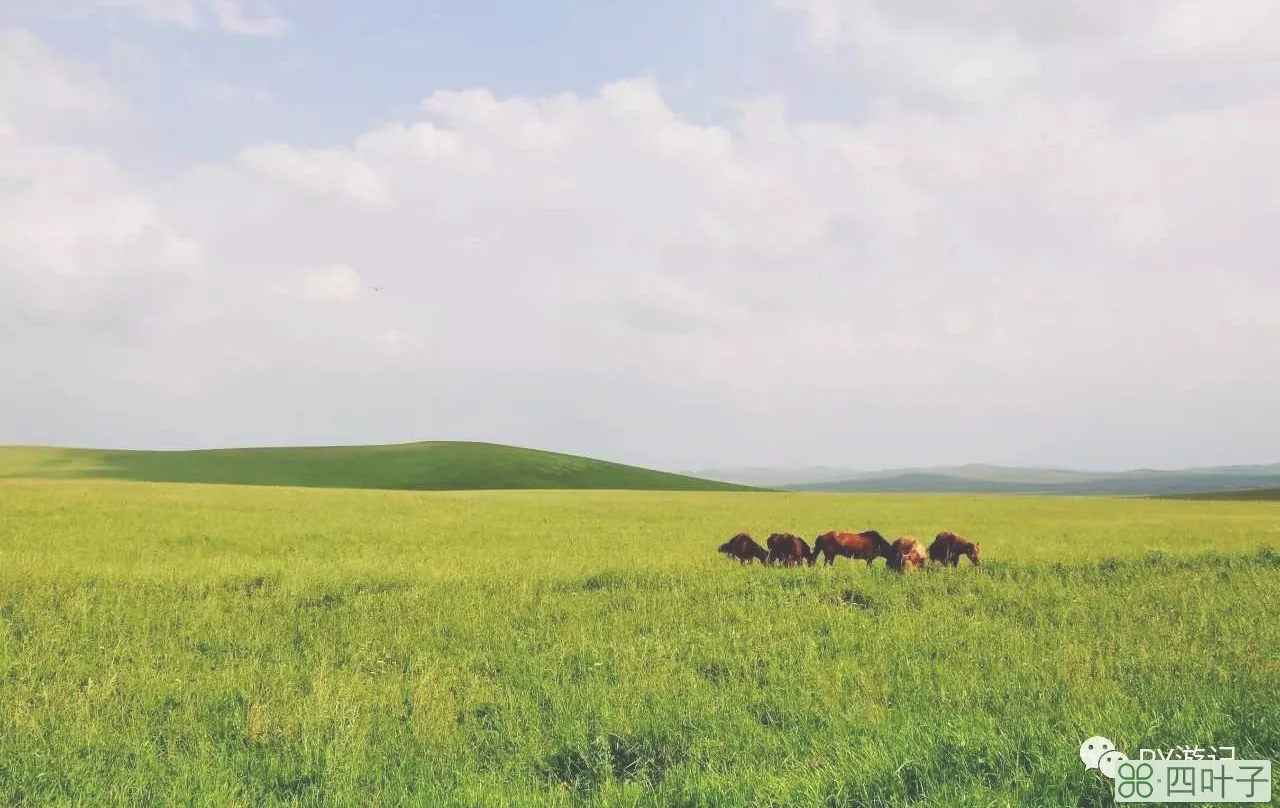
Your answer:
[773,0,1280,110]
[302,263,362,302]
[238,142,394,206]
[0,29,122,127]
[3,22,1280,469]
[0,28,201,335]
[165,76,1280,407]
[0,127,203,333]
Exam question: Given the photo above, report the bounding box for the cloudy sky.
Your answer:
[3,0,1279,472]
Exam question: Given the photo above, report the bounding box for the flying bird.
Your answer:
[371,285,384,292]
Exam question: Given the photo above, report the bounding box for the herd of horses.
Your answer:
[717,530,981,572]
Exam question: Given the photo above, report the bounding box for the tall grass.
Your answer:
[1,480,1277,806]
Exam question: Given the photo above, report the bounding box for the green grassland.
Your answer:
[0,443,759,492]
[1,480,1278,807]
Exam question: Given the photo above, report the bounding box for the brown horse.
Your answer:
[812,530,894,567]
[928,531,981,566]
[889,536,928,572]
[719,533,769,564]
[766,533,813,567]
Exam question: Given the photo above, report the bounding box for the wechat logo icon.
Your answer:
[1080,736,1130,779]
[1081,736,1115,768]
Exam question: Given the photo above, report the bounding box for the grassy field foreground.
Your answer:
[1,481,1278,807]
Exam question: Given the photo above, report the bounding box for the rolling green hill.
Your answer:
[0,442,762,492]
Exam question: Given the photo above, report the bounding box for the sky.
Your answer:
[2,0,1279,473]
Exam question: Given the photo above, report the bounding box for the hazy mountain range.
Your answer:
[689,463,1280,496]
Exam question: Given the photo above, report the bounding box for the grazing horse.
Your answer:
[812,530,894,567]
[889,536,928,572]
[928,531,981,566]
[718,533,769,564]
[766,533,812,567]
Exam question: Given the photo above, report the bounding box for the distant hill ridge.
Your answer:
[6,443,1277,498]
[0,442,761,493]
[691,462,1280,497]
